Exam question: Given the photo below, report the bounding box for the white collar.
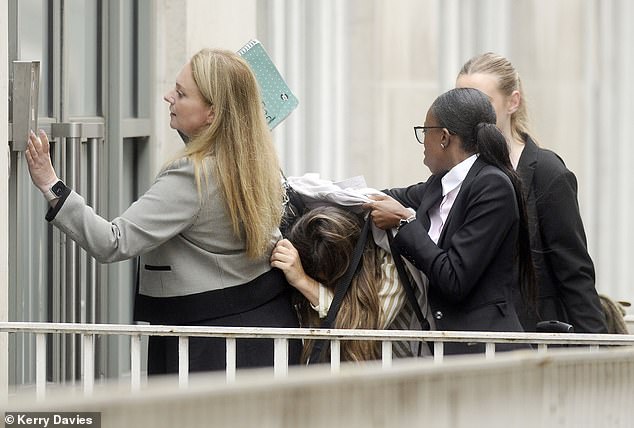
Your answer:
[441,154,478,197]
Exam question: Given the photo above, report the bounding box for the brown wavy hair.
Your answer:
[287,206,383,362]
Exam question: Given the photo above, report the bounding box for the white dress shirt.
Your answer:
[428,154,478,244]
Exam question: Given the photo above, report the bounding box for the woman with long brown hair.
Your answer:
[271,206,405,362]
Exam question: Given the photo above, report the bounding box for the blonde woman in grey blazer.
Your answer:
[25,49,301,374]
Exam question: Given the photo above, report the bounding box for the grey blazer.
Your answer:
[48,157,281,307]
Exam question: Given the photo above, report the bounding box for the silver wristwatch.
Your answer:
[398,215,416,230]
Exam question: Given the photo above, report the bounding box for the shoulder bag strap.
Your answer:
[387,231,430,331]
[308,215,372,364]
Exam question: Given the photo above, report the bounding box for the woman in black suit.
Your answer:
[456,53,607,334]
[365,87,535,355]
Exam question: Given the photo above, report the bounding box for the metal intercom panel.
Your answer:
[10,60,40,151]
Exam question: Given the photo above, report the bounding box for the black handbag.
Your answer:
[280,172,307,237]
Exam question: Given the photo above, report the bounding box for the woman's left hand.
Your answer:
[271,239,321,306]
[24,129,60,193]
[270,239,310,288]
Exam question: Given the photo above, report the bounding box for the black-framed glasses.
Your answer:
[413,126,445,144]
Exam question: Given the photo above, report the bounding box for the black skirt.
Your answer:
[135,269,301,374]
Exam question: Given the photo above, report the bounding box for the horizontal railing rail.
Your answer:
[1,321,633,401]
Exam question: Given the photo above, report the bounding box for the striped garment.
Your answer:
[310,248,406,327]
[309,248,433,358]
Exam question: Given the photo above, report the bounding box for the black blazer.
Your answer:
[515,136,607,333]
[387,157,527,355]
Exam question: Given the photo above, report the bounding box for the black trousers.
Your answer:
[147,289,301,375]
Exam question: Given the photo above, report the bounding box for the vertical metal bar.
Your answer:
[52,123,83,383]
[106,2,131,383]
[82,334,94,395]
[66,133,81,381]
[130,334,141,391]
[538,344,548,354]
[330,340,340,373]
[48,1,63,386]
[52,134,65,384]
[485,342,496,359]
[178,336,189,388]
[36,333,46,400]
[433,342,444,363]
[273,338,288,378]
[12,145,32,386]
[589,345,599,352]
[84,128,105,381]
[381,341,392,369]
[87,137,99,325]
[226,338,236,383]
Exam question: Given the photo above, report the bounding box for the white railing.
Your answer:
[9,347,634,428]
[1,321,634,401]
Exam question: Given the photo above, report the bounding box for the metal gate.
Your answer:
[7,0,152,386]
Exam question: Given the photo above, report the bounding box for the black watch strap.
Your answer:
[43,180,67,201]
[44,181,72,222]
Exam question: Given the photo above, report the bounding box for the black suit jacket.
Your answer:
[515,136,607,333]
[387,158,527,355]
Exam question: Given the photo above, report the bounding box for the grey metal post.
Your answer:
[52,122,82,381]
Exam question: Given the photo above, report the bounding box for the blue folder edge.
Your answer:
[238,39,299,130]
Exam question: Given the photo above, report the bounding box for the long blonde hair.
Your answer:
[184,48,282,258]
[288,207,382,362]
[458,52,535,144]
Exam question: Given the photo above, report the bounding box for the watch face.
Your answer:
[51,181,66,197]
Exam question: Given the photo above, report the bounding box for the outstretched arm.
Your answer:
[25,129,202,264]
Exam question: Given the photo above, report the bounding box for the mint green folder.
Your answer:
[238,39,299,129]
